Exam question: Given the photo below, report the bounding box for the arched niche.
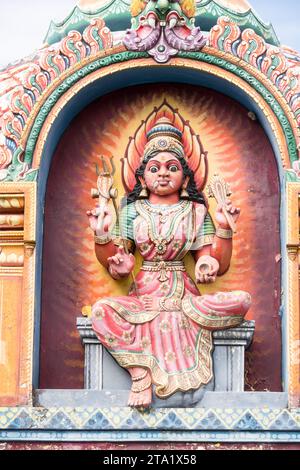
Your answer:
[36,78,282,395]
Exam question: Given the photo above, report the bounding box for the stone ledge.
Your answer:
[33,390,287,409]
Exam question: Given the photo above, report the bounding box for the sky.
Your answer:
[0,0,299,68]
[250,0,299,49]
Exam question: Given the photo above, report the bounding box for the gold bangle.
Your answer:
[113,237,134,253]
[94,234,112,245]
[215,227,233,239]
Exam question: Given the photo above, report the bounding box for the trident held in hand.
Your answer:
[91,155,139,295]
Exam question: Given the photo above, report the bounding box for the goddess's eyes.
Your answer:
[147,164,180,173]
[149,166,159,173]
[169,165,179,172]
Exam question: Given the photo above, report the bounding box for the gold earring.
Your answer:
[138,177,148,199]
[180,177,190,199]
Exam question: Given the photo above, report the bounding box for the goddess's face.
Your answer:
[144,152,184,196]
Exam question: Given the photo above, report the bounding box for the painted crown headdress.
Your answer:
[121,101,208,192]
[143,117,185,161]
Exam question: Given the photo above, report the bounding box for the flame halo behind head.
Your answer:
[121,101,208,193]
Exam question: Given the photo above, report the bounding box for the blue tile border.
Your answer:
[1,429,300,443]
[0,406,300,442]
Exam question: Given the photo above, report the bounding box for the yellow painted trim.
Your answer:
[286,182,300,407]
[0,182,36,405]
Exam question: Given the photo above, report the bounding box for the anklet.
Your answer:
[132,370,148,382]
[131,376,152,393]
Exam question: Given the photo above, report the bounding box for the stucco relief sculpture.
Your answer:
[87,103,251,408]
[123,0,206,62]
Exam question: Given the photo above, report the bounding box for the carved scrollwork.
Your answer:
[209,16,300,129]
[0,18,113,181]
[0,144,13,171]
[237,29,267,68]
[0,13,299,182]
[123,1,206,63]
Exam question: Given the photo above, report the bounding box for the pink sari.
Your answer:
[92,200,250,398]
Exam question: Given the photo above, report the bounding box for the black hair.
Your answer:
[122,152,207,207]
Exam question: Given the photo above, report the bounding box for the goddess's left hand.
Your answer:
[214,199,240,229]
[108,246,135,279]
[195,255,219,284]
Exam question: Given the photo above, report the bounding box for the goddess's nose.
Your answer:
[158,165,169,176]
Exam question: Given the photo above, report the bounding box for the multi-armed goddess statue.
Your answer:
[87,103,251,408]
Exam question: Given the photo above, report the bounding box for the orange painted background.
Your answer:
[40,84,281,391]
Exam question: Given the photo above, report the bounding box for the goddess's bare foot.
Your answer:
[128,386,152,408]
[128,367,152,408]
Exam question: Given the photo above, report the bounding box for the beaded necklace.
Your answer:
[142,200,187,224]
[136,200,192,256]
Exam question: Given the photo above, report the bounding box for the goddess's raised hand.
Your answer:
[214,198,240,229]
[87,202,112,235]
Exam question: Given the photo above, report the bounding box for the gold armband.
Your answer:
[94,234,112,245]
[113,237,135,253]
[215,227,233,239]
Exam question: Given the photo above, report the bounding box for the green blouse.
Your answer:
[111,202,215,251]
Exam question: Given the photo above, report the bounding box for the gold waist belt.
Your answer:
[141,260,186,282]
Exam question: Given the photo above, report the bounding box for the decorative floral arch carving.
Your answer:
[0,14,299,182]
